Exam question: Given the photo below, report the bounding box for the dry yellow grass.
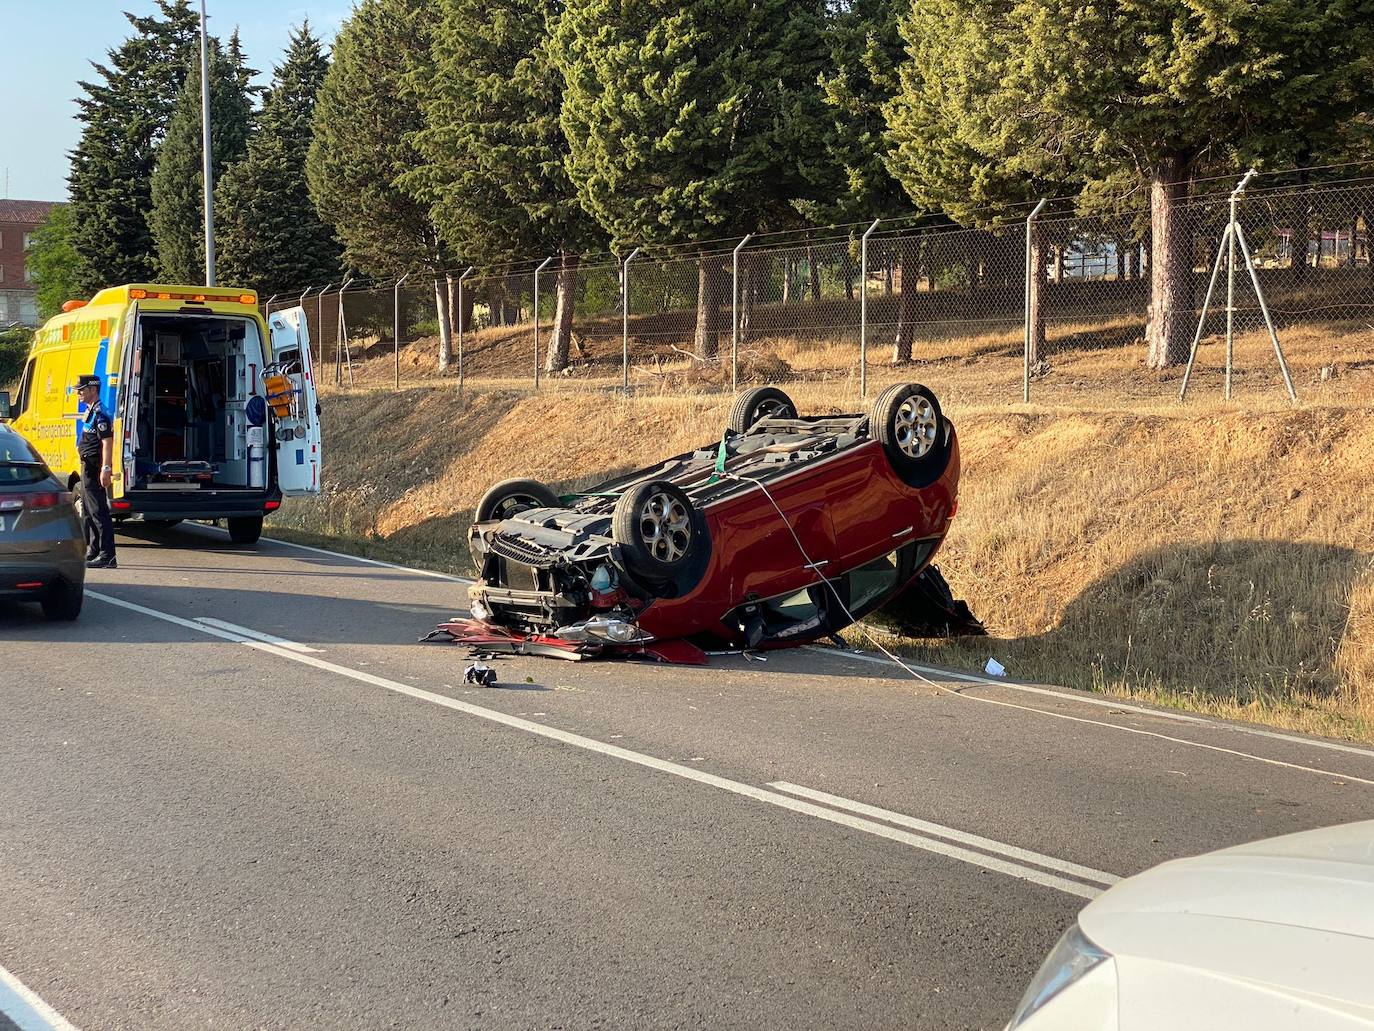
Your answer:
[274,322,1374,740]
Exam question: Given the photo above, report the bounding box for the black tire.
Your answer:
[227,515,264,544]
[869,382,949,486]
[727,386,797,434]
[475,478,561,523]
[612,480,697,584]
[42,582,83,622]
[142,519,183,530]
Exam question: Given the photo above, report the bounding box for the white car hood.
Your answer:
[1080,821,1374,1025]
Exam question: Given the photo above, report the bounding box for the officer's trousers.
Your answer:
[80,460,116,560]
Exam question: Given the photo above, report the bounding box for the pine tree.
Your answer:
[887,0,1374,368]
[148,39,254,284]
[307,0,455,369]
[553,0,829,358]
[67,0,200,291]
[25,206,82,321]
[217,24,341,295]
[409,0,604,372]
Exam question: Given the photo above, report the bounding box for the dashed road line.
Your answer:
[87,589,1111,900]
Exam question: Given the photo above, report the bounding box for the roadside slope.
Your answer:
[269,387,1374,739]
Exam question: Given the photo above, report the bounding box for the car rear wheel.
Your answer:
[612,480,697,584]
[727,386,797,434]
[228,515,263,544]
[41,582,83,622]
[475,478,560,523]
[870,382,948,485]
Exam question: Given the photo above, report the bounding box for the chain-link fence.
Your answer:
[263,169,1374,407]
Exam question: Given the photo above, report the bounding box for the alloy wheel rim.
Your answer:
[638,492,692,563]
[894,396,938,459]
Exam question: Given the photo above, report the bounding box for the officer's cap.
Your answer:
[75,374,101,390]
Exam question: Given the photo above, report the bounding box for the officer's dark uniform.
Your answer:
[76,376,117,567]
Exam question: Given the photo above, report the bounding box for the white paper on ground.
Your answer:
[984,658,1007,677]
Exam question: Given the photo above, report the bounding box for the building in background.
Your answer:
[0,199,59,327]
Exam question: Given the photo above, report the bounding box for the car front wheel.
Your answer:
[612,480,697,585]
[475,478,561,523]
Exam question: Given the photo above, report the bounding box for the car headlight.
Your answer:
[1007,922,1111,1029]
[582,618,652,644]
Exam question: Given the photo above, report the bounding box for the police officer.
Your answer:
[75,374,117,569]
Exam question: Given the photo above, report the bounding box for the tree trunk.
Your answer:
[458,276,474,333]
[1145,153,1192,369]
[1290,169,1311,282]
[883,257,893,295]
[694,250,726,361]
[892,236,920,364]
[434,277,453,371]
[808,245,821,301]
[843,251,855,300]
[544,253,580,373]
[1027,235,1045,366]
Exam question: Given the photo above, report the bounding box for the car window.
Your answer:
[845,550,903,614]
[14,358,34,414]
[0,431,48,485]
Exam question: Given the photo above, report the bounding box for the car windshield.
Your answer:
[0,432,49,485]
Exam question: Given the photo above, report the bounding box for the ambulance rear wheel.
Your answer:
[228,515,263,544]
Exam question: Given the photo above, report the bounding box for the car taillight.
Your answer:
[264,499,281,511]
[0,491,70,512]
[112,500,133,510]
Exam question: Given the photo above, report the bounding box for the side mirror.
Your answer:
[0,390,11,421]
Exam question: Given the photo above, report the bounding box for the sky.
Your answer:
[0,0,351,202]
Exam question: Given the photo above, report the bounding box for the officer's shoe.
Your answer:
[86,556,118,569]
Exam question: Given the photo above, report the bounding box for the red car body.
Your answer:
[439,385,969,663]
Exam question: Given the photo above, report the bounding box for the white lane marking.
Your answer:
[0,960,80,1031]
[190,524,473,583]
[87,590,1103,900]
[770,782,1121,889]
[194,617,323,653]
[806,645,1374,762]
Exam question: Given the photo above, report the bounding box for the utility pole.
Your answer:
[200,0,216,286]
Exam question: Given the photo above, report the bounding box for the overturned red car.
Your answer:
[432,383,980,664]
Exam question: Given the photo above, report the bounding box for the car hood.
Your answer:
[1078,821,1374,1017]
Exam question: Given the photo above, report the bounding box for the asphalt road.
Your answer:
[3,523,1374,1030]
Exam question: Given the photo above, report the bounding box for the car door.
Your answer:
[112,305,139,499]
[266,306,322,496]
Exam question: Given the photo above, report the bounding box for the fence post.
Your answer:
[731,234,754,394]
[622,248,641,395]
[315,283,332,376]
[533,256,555,389]
[1023,199,1048,404]
[1225,169,1258,400]
[457,266,474,392]
[392,273,409,391]
[335,276,354,386]
[859,219,881,400]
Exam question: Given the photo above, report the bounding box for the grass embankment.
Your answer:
[270,377,1374,742]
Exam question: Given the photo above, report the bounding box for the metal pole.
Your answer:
[1023,198,1048,404]
[335,276,353,386]
[263,294,278,322]
[859,219,881,400]
[731,234,754,394]
[1225,169,1258,400]
[199,0,215,286]
[392,273,409,390]
[533,256,555,389]
[622,248,640,395]
[315,282,331,376]
[1178,224,1232,403]
[1234,223,1298,401]
[457,266,474,391]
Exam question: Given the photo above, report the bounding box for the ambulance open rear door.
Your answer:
[265,307,322,496]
